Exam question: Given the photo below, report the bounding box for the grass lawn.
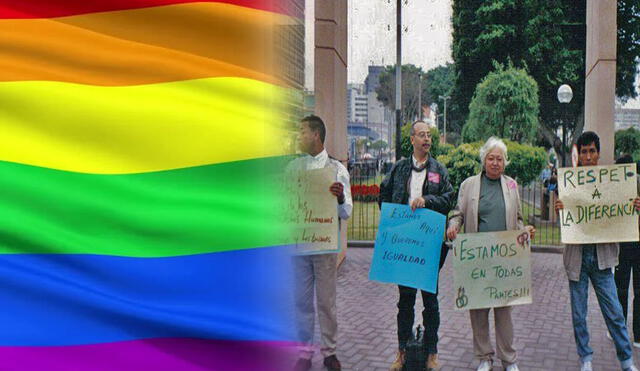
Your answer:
[347,201,380,241]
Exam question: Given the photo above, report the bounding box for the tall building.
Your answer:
[364,66,393,147]
[347,83,368,123]
[615,103,640,131]
[364,65,384,94]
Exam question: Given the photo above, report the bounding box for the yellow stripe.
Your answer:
[0,2,290,85]
[0,77,292,174]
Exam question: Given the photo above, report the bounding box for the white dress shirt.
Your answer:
[408,154,428,205]
[290,149,352,220]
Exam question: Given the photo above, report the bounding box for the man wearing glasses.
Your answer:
[379,120,454,371]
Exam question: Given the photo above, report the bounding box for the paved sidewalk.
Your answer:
[304,248,639,371]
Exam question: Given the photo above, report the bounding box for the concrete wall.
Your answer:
[584,0,617,164]
[314,0,348,263]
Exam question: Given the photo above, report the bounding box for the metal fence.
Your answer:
[347,165,562,246]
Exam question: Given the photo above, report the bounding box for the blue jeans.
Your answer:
[569,245,633,369]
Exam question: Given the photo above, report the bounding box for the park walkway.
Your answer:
[304,248,638,371]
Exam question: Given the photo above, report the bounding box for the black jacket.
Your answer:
[378,156,454,216]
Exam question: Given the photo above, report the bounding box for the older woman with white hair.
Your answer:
[446,137,535,371]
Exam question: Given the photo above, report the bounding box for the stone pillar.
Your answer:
[584,0,616,164]
[314,0,348,264]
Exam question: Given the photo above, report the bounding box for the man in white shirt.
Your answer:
[292,115,352,371]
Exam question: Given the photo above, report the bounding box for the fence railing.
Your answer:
[347,165,562,246]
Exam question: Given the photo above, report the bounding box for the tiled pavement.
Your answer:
[304,248,639,371]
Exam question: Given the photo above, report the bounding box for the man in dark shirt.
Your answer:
[379,121,454,371]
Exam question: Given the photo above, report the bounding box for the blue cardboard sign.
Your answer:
[369,202,446,293]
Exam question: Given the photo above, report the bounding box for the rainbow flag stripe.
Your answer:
[0,1,298,369]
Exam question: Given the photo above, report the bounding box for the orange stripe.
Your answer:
[0,2,295,85]
[0,0,297,19]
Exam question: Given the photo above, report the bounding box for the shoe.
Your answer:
[623,365,639,371]
[426,353,439,371]
[323,355,342,371]
[633,340,640,348]
[607,331,613,340]
[293,358,312,371]
[477,359,493,371]
[505,364,520,371]
[580,360,592,371]
[389,350,405,371]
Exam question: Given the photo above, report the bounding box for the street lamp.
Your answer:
[439,95,450,143]
[394,0,402,161]
[557,84,573,167]
[417,73,423,120]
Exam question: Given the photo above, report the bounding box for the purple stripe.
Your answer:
[0,338,299,371]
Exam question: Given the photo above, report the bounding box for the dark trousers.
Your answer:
[396,244,448,354]
[614,244,640,342]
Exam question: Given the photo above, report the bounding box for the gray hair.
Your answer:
[479,137,509,168]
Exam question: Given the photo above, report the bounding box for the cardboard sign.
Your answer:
[452,230,532,310]
[369,203,446,293]
[558,164,639,244]
[287,167,340,255]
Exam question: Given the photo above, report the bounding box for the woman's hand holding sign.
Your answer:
[446,225,460,241]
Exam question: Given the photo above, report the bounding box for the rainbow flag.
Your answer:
[0,1,299,369]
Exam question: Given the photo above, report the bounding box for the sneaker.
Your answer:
[323,355,342,371]
[607,332,613,340]
[426,353,439,371]
[581,360,593,371]
[477,359,493,371]
[623,365,639,371]
[293,358,312,371]
[633,341,640,348]
[505,364,520,371]
[389,350,405,371]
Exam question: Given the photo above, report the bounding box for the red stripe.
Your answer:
[0,0,301,19]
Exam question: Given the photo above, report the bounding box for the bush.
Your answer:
[437,140,546,195]
[436,142,482,195]
[351,184,380,202]
[503,140,547,186]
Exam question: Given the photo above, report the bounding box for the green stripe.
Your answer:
[0,157,293,257]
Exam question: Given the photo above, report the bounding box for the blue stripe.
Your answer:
[0,246,296,346]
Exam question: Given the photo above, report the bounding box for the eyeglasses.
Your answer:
[413,132,431,139]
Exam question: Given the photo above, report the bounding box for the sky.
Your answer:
[347,0,453,85]
[342,0,639,107]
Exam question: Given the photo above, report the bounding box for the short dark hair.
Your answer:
[576,131,600,153]
[410,120,428,136]
[616,153,634,164]
[301,115,326,144]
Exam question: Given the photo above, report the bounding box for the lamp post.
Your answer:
[417,73,422,121]
[394,0,402,160]
[439,95,450,143]
[557,84,573,167]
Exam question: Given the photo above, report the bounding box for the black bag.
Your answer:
[402,325,427,371]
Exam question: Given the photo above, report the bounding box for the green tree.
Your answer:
[617,0,640,102]
[452,0,639,150]
[376,64,429,122]
[423,63,460,132]
[615,128,640,158]
[463,62,540,143]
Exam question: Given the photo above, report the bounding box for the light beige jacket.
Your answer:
[562,176,640,282]
[448,173,524,234]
